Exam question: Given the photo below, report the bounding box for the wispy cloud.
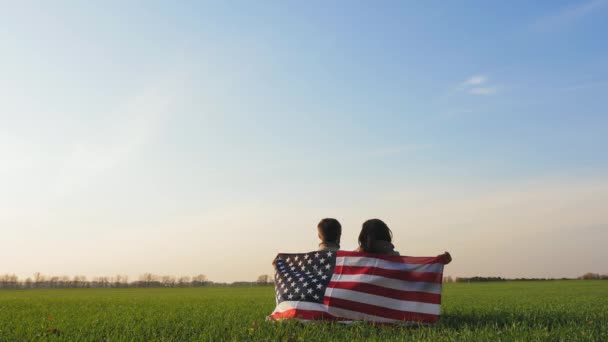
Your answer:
[534,0,608,31]
[460,75,487,87]
[458,74,498,96]
[52,72,186,196]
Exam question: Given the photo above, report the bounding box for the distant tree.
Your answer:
[33,272,46,288]
[0,274,18,289]
[443,276,454,283]
[59,276,70,288]
[114,275,128,288]
[161,276,176,287]
[72,275,87,288]
[178,276,191,287]
[49,276,60,288]
[192,274,208,286]
[139,273,155,287]
[257,274,271,285]
[580,273,601,280]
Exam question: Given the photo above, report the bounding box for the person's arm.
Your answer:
[439,252,452,265]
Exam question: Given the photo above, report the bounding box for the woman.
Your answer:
[357,218,452,264]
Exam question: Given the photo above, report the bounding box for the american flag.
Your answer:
[268,250,444,324]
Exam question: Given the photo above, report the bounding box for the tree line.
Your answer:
[0,273,274,289]
[443,273,608,283]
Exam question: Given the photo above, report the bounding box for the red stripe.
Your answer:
[327,281,442,304]
[270,308,344,321]
[333,265,442,283]
[324,297,439,323]
[337,251,442,264]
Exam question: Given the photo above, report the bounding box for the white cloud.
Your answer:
[534,0,608,31]
[461,75,487,87]
[458,74,498,96]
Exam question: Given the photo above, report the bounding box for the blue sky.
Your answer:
[1,1,607,281]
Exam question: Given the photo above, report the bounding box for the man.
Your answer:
[317,218,341,251]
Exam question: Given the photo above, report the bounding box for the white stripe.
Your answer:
[326,288,440,315]
[336,256,443,273]
[272,301,328,314]
[330,273,442,294]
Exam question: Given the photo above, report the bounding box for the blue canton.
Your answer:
[274,251,337,303]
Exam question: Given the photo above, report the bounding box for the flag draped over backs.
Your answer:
[268,250,444,324]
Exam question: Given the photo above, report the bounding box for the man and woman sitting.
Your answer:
[317,218,452,264]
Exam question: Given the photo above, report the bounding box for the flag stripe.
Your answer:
[325,306,404,323]
[330,273,442,294]
[326,288,440,315]
[325,297,439,323]
[336,256,443,273]
[337,251,441,264]
[327,281,441,304]
[334,265,443,283]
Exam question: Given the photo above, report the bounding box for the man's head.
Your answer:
[317,218,342,243]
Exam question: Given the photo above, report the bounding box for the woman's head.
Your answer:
[358,219,393,252]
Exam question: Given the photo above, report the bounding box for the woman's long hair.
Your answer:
[358,219,393,252]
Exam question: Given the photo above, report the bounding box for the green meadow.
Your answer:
[1,281,607,341]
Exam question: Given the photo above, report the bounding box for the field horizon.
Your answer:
[1,280,606,341]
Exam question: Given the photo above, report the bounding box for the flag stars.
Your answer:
[275,253,335,306]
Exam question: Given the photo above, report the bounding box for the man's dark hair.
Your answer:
[317,218,342,242]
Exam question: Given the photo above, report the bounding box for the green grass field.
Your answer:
[1,281,607,341]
